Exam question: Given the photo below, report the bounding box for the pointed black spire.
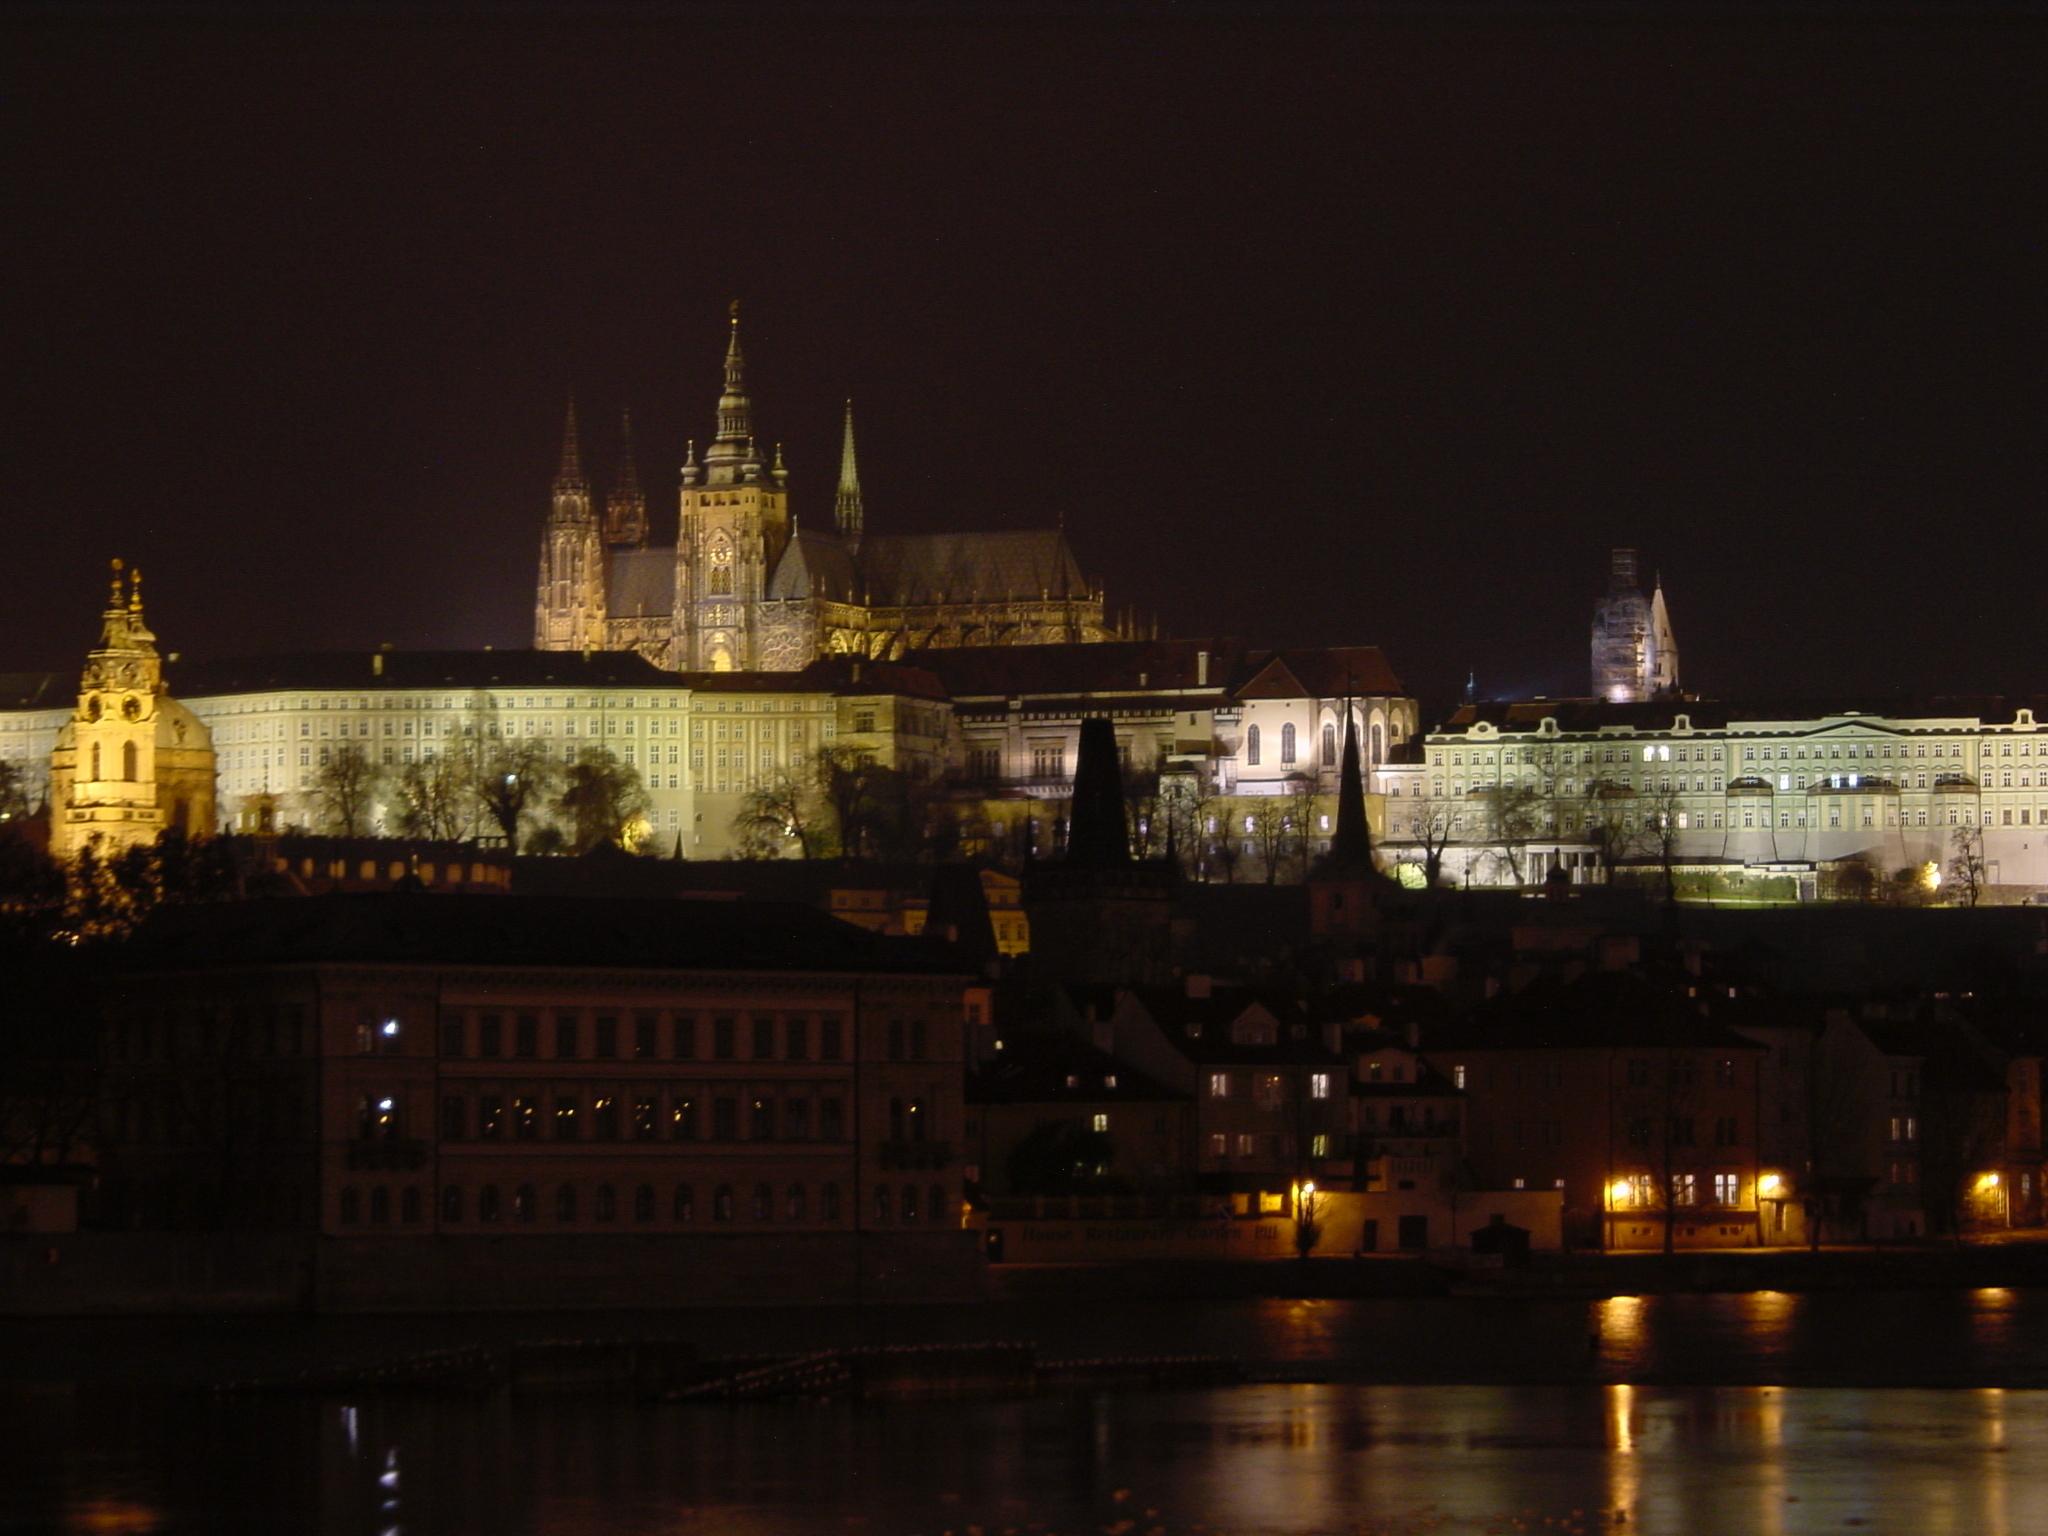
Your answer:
[1064,718,1131,869]
[1326,710,1373,873]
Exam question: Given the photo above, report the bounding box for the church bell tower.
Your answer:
[48,562,216,859]
[673,306,791,671]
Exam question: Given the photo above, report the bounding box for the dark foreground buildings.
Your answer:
[81,893,980,1308]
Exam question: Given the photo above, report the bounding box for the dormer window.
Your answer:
[1064,1074,1079,1089]
[1103,1075,1118,1089]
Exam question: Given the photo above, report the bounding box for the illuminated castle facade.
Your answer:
[535,314,1117,672]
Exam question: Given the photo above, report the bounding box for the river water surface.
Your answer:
[6,1288,2048,1534]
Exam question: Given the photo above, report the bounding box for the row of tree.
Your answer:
[731,751,1349,880]
[309,740,649,854]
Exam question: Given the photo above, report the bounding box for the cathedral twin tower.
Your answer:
[534,312,1114,673]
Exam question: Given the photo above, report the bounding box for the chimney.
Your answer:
[1196,650,1209,687]
[372,654,383,677]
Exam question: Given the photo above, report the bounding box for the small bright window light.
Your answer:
[381,1020,400,1036]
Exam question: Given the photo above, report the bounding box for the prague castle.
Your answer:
[534,311,1118,672]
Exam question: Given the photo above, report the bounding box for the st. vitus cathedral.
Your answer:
[534,311,1119,671]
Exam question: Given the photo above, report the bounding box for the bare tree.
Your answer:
[1156,775,1214,879]
[556,746,651,853]
[393,748,479,842]
[1580,783,1647,886]
[732,764,826,858]
[1286,771,1323,879]
[1247,796,1290,884]
[311,743,384,837]
[1123,755,1164,860]
[1947,822,1988,907]
[814,743,886,859]
[1396,792,1460,888]
[1478,783,1545,887]
[1642,784,1687,905]
[474,736,559,849]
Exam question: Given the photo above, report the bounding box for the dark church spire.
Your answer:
[1064,717,1132,869]
[835,399,864,553]
[1326,710,1373,873]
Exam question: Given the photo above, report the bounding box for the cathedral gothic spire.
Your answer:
[605,408,648,547]
[835,399,864,553]
[705,301,762,483]
[534,400,605,650]
[556,400,587,493]
[548,400,596,528]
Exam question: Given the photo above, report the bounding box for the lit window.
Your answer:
[1310,1073,1332,1099]
[1092,1113,1108,1133]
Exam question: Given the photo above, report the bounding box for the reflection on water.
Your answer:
[9,1286,2048,1534]
[8,1383,2048,1536]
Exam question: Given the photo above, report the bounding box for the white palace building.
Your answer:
[1374,552,2048,900]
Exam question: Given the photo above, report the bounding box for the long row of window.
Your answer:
[423,1088,849,1143]
[1610,1172,1747,1208]
[429,1010,939,1064]
[435,1010,853,1063]
[335,1179,951,1226]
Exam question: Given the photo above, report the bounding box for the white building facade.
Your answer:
[1380,699,2048,899]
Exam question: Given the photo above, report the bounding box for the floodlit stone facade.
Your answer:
[1382,698,2048,897]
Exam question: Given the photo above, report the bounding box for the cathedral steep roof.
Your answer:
[767,527,859,604]
[1234,647,1405,700]
[605,548,674,618]
[856,529,1091,607]
[903,638,1245,700]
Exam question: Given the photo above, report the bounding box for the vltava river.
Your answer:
[6,1289,2048,1534]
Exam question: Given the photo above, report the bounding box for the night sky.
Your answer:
[5,5,2044,719]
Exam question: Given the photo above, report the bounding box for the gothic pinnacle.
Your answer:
[556,400,586,489]
[709,304,754,472]
[835,399,864,550]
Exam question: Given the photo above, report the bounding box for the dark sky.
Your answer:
[5,4,2044,719]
